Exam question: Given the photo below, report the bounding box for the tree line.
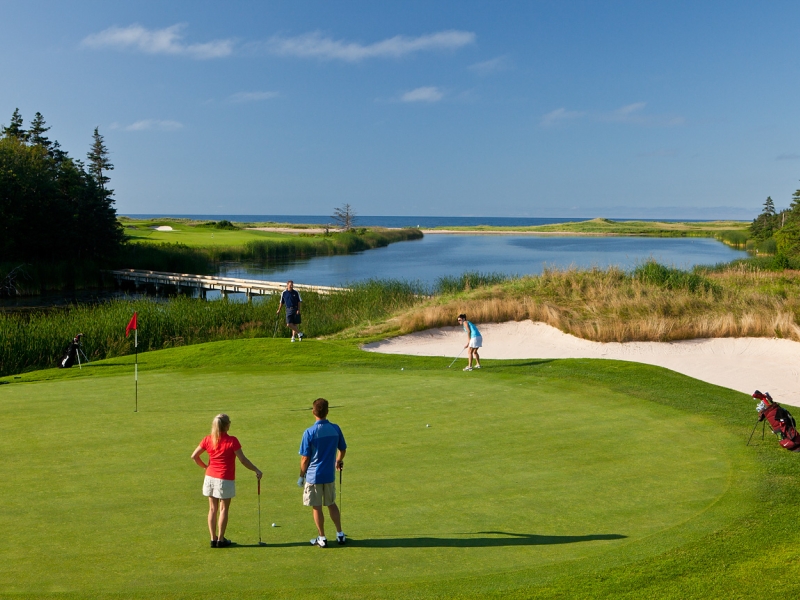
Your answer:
[748,187,800,263]
[0,108,122,264]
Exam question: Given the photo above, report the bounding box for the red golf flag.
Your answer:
[125,312,138,337]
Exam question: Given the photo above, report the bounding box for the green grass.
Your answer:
[432,217,749,238]
[122,220,297,247]
[1,339,798,598]
[0,282,421,377]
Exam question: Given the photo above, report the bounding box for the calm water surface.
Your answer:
[220,235,747,288]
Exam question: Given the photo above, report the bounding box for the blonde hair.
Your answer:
[210,413,231,448]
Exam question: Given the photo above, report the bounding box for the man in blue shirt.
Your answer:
[277,280,304,342]
[299,398,347,547]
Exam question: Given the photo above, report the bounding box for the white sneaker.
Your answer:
[310,536,327,548]
[463,366,472,371]
[291,338,296,343]
[337,532,346,545]
[475,365,481,369]
[298,332,305,340]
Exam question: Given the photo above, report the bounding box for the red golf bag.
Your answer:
[753,391,800,452]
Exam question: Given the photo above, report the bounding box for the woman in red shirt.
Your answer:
[191,413,262,548]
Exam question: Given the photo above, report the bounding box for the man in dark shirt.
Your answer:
[277,280,304,342]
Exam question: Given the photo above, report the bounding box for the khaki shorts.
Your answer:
[303,481,336,507]
[203,475,236,499]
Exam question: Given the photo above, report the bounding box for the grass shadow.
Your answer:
[498,359,556,369]
[351,531,626,548]
[229,541,310,548]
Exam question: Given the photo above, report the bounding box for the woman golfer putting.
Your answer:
[457,313,482,371]
[191,413,262,548]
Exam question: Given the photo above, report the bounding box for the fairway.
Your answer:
[0,340,777,598]
[123,221,297,246]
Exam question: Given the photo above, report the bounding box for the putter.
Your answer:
[448,348,466,369]
[257,477,265,546]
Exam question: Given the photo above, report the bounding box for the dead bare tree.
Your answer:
[332,204,356,231]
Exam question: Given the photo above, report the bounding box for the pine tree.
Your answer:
[86,127,113,191]
[1,108,26,140]
[28,112,51,149]
[763,196,776,216]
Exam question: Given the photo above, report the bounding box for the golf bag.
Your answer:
[753,390,800,452]
[58,334,83,369]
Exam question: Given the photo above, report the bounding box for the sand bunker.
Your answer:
[152,226,174,231]
[364,320,800,407]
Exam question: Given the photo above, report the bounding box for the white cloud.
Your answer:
[267,30,475,62]
[603,102,685,126]
[228,91,279,103]
[468,56,511,75]
[124,120,184,132]
[542,103,685,127]
[401,87,444,103]
[540,107,587,126]
[82,24,233,59]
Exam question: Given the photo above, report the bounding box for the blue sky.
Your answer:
[2,1,799,218]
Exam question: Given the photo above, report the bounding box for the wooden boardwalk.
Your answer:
[110,269,347,298]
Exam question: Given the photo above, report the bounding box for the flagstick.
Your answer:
[134,328,138,413]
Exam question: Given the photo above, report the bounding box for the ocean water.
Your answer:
[219,234,747,289]
[123,214,709,228]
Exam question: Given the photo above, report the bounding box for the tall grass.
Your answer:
[435,271,510,294]
[715,230,749,248]
[0,280,419,377]
[633,260,719,294]
[395,263,800,343]
[122,228,423,272]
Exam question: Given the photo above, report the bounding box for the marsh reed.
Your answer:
[396,263,800,343]
[0,280,419,377]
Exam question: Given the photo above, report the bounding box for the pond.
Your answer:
[219,234,747,289]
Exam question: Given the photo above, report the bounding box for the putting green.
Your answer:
[0,340,762,598]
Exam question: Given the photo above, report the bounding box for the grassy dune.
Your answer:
[432,217,748,235]
[1,338,798,597]
[358,264,800,343]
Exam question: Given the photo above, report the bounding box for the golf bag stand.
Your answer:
[58,333,88,369]
[752,390,800,452]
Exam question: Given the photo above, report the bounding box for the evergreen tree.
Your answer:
[0,119,123,264]
[28,112,51,149]
[763,196,776,216]
[1,108,26,140]
[87,127,113,191]
[750,196,780,241]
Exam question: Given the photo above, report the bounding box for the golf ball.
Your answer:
[426,424,430,427]
[401,368,404,370]
[272,523,277,527]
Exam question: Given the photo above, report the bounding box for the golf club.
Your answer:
[448,347,466,369]
[746,417,761,446]
[257,477,265,546]
[339,467,342,517]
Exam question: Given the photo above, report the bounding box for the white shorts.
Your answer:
[203,475,236,499]
[469,336,482,348]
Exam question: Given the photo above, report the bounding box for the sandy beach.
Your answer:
[364,320,800,407]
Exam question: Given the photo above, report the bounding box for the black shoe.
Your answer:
[217,537,232,548]
[210,539,217,548]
